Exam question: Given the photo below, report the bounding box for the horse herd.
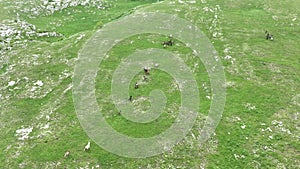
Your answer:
[63,30,275,158]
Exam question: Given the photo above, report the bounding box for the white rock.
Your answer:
[84,141,91,151]
[234,116,241,121]
[15,127,33,140]
[272,15,278,20]
[224,81,235,88]
[178,0,184,4]
[64,151,70,158]
[224,55,232,60]
[41,123,49,129]
[34,80,44,87]
[8,81,16,87]
[30,86,37,92]
[77,34,85,40]
[213,32,218,38]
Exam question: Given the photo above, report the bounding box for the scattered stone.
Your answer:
[8,81,16,87]
[16,0,108,16]
[23,77,29,81]
[15,126,33,141]
[266,127,272,132]
[245,103,256,111]
[224,55,232,60]
[34,80,44,87]
[64,151,70,158]
[84,141,91,151]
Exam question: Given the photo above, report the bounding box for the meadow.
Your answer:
[0,0,299,168]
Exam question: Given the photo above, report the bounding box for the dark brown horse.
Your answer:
[144,68,150,75]
[162,35,175,47]
[265,31,274,40]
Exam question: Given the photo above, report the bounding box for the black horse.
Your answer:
[265,31,274,40]
[162,35,175,47]
[163,40,174,46]
[144,68,150,75]
[134,82,139,89]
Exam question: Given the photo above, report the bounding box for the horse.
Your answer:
[144,68,150,75]
[162,39,174,47]
[265,31,274,40]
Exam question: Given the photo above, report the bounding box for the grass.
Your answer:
[0,0,299,168]
[22,0,161,38]
[95,33,209,138]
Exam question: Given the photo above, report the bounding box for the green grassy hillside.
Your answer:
[0,0,299,168]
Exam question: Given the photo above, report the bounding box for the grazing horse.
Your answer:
[269,35,274,40]
[143,75,148,81]
[265,31,274,40]
[144,68,150,75]
[162,35,174,47]
[162,39,174,47]
[266,32,270,40]
[134,82,139,89]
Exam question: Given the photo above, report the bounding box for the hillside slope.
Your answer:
[0,0,299,168]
